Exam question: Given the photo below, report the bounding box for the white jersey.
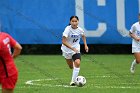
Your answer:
[130,22,140,48]
[61,25,84,54]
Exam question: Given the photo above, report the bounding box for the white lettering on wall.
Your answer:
[75,0,107,37]
[116,0,129,37]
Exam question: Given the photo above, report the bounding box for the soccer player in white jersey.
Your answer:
[61,16,89,86]
[130,13,140,73]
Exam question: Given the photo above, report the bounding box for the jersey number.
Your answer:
[7,44,12,54]
[73,39,78,43]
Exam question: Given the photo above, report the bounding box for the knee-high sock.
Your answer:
[71,67,80,82]
[131,59,137,68]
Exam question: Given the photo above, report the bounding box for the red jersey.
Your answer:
[0,32,18,78]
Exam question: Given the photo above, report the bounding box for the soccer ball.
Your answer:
[75,76,86,87]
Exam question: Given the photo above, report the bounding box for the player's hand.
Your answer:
[85,45,89,53]
[135,38,140,41]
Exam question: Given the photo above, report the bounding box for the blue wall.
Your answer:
[0,0,139,44]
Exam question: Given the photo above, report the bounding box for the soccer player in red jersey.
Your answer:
[0,32,22,93]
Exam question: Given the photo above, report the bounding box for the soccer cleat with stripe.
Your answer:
[70,81,76,86]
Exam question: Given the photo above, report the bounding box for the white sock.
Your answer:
[71,67,80,82]
[131,59,137,68]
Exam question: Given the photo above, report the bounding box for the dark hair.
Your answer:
[69,16,79,25]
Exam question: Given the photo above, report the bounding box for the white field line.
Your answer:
[24,78,140,89]
[88,74,134,78]
[25,79,76,88]
[93,85,140,89]
[1,75,140,89]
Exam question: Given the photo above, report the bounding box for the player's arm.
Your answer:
[12,42,22,58]
[82,35,89,52]
[129,31,140,41]
[62,36,78,53]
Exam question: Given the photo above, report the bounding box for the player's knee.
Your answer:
[136,59,140,64]
[74,60,80,68]
[72,53,81,62]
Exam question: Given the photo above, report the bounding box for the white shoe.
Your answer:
[70,81,76,86]
[130,62,135,74]
[130,67,135,74]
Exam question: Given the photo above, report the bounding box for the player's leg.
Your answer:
[2,89,14,93]
[65,59,73,69]
[62,52,74,69]
[134,53,140,63]
[1,73,18,93]
[62,52,76,85]
[130,53,140,73]
[65,59,76,85]
[70,53,81,86]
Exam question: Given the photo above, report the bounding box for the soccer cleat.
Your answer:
[130,62,135,74]
[70,81,76,86]
[130,67,135,74]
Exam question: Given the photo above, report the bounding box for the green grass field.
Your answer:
[12,55,140,93]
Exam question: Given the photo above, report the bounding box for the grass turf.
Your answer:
[11,54,140,93]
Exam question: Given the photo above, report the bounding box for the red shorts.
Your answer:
[0,73,18,89]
